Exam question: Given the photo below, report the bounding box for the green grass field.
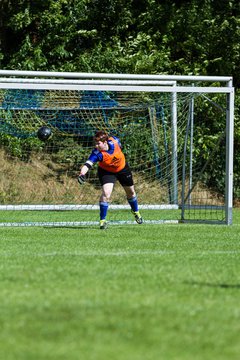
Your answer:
[0,209,240,360]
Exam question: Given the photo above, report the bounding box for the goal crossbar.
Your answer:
[0,83,233,93]
[0,69,233,83]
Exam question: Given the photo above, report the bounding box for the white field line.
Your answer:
[0,250,239,257]
[0,220,179,227]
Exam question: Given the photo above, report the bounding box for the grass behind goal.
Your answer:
[0,209,240,360]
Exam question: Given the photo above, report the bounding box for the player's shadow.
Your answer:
[184,281,240,289]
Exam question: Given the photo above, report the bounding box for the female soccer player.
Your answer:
[78,130,143,229]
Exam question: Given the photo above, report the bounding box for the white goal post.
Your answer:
[0,70,234,226]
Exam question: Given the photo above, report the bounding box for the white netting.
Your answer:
[0,80,232,225]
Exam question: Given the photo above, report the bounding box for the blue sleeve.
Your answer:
[88,149,103,163]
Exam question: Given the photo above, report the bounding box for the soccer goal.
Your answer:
[0,70,234,226]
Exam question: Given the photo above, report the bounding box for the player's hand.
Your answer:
[77,174,86,185]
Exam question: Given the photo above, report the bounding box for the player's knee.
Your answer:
[101,194,111,202]
[126,188,136,199]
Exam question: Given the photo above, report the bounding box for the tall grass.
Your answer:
[0,210,240,360]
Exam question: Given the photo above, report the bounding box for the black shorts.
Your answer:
[98,163,134,187]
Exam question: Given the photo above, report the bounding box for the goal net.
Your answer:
[0,71,234,226]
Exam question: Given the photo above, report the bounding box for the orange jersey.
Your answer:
[98,137,126,173]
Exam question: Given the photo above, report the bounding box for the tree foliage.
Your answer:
[1,0,239,78]
[0,0,240,199]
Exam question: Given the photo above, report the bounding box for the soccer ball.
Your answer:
[37,126,52,141]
